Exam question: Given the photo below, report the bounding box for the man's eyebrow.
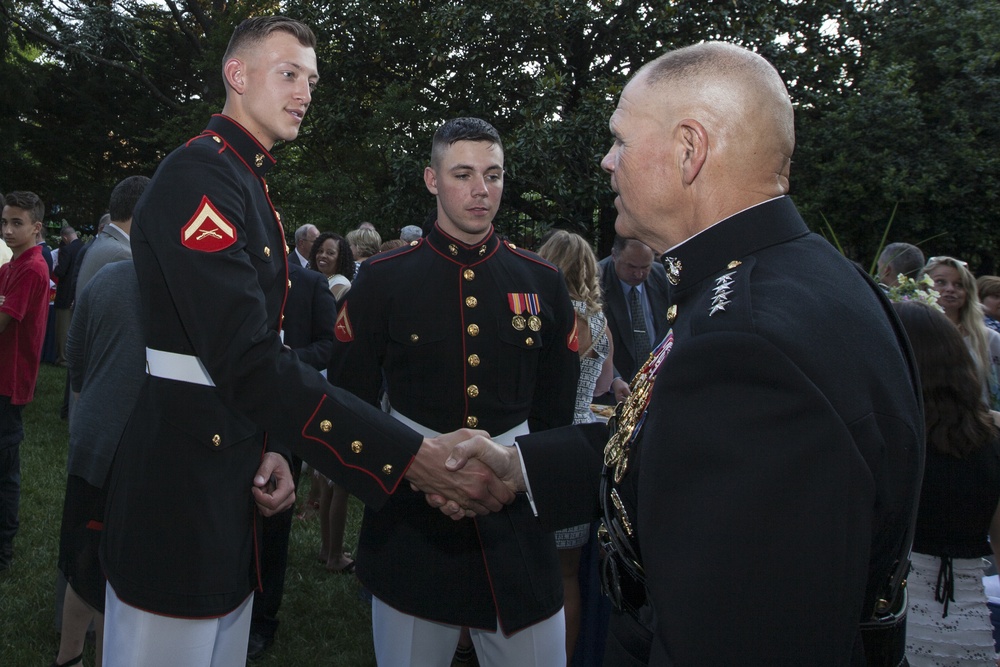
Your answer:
[449,163,503,172]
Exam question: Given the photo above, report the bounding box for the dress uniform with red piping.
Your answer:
[328,222,580,633]
[101,114,422,618]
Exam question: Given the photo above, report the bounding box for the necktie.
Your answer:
[629,286,650,365]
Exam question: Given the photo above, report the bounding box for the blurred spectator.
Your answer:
[54,260,144,667]
[598,235,670,401]
[878,242,925,287]
[69,213,110,301]
[536,230,615,663]
[52,225,82,366]
[76,176,149,295]
[399,225,422,243]
[925,256,1000,410]
[289,223,319,269]
[378,239,407,254]
[978,275,1000,334]
[346,227,381,275]
[892,300,1000,665]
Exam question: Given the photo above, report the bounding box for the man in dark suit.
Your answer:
[248,260,337,659]
[52,225,83,366]
[438,41,924,667]
[598,235,670,400]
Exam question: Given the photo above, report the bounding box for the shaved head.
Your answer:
[601,42,796,250]
[638,42,794,190]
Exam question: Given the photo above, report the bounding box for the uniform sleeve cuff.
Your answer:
[513,441,537,517]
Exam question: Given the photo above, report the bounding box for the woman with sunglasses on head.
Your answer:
[892,300,1000,666]
[924,256,1000,411]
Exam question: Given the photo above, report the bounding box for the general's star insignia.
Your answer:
[709,270,737,317]
[180,196,237,252]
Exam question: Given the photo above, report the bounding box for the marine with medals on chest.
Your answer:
[328,117,580,667]
[100,19,515,667]
[433,43,924,667]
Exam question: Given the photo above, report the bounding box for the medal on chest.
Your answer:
[604,330,674,483]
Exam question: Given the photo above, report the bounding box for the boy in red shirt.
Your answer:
[0,191,52,571]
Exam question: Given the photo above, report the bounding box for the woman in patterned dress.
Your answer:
[537,230,616,663]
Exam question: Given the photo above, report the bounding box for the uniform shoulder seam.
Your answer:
[503,242,558,272]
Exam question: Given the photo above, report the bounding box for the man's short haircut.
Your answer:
[977,275,1000,301]
[346,228,382,259]
[294,223,318,244]
[879,242,925,281]
[222,15,316,64]
[611,235,649,256]
[109,175,151,223]
[430,117,503,168]
[4,191,45,222]
[399,225,422,242]
[61,225,76,236]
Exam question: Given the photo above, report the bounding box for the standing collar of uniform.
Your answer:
[200,114,277,179]
[425,223,500,265]
[661,196,809,295]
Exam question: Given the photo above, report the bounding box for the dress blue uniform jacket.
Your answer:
[516,197,924,665]
[329,224,580,633]
[101,115,423,617]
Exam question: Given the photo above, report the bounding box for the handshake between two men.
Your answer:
[407,429,526,520]
[250,428,528,519]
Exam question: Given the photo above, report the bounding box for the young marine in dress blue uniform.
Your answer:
[100,19,512,667]
[329,118,580,666]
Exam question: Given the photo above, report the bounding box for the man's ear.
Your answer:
[423,166,439,195]
[223,58,245,93]
[677,119,708,186]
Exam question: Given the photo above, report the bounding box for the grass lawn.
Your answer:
[0,364,376,665]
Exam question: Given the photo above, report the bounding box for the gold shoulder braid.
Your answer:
[599,330,674,615]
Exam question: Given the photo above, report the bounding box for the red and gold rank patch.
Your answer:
[335,303,354,342]
[567,318,579,352]
[180,196,237,252]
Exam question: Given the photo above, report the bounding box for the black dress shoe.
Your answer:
[247,632,274,661]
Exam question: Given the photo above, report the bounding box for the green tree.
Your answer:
[794,0,1000,271]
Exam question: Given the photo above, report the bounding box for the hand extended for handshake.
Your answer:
[405,429,527,520]
[250,430,527,520]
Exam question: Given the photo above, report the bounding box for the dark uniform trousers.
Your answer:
[329,224,580,635]
[101,115,424,620]
[514,197,924,666]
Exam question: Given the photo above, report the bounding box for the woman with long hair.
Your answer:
[537,230,616,664]
[924,256,1000,409]
[893,301,1000,665]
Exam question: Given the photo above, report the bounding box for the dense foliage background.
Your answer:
[2,0,997,267]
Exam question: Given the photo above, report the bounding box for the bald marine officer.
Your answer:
[436,42,924,667]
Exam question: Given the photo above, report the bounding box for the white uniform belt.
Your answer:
[145,348,216,387]
[388,407,527,447]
